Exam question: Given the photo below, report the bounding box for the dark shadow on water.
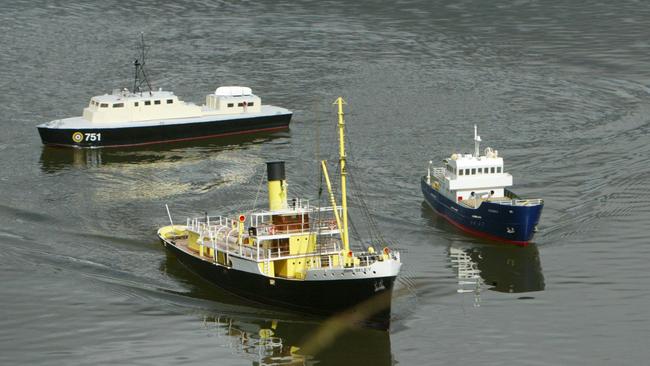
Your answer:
[160,250,395,366]
[420,202,545,294]
[39,130,289,173]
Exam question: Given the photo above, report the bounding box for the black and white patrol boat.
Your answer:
[421,125,544,244]
[37,36,292,148]
[157,98,401,329]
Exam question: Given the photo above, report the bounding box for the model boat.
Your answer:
[37,35,292,148]
[421,125,543,244]
[157,98,401,328]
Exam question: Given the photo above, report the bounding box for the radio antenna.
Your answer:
[133,33,153,96]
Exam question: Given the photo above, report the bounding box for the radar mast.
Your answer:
[133,33,153,95]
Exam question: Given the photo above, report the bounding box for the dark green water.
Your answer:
[1,1,649,364]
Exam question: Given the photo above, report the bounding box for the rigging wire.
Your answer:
[251,167,266,212]
[340,108,416,299]
[343,118,397,248]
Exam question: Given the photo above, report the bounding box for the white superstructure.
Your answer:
[81,86,262,124]
[427,125,513,205]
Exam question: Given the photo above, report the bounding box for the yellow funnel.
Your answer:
[267,161,287,211]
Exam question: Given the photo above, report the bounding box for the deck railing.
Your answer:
[179,208,393,271]
[489,198,544,206]
[431,167,446,180]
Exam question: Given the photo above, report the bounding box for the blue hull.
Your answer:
[421,177,543,244]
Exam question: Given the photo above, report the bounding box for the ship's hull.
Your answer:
[421,177,543,244]
[160,237,397,330]
[38,112,291,148]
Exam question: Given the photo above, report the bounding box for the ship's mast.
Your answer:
[474,124,481,157]
[334,97,350,252]
[133,33,153,96]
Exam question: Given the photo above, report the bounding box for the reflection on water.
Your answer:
[39,131,288,172]
[449,242,545,306]
[421,202,545,305]
[200,314,393,366]
[201,315,304,365]
[161,250,394,366]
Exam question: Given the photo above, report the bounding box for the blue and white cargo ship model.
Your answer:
[421,126,543,244]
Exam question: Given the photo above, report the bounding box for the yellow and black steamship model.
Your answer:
[157,98,401,328]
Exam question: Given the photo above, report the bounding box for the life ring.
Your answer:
[329,221,337,230]
[383,247,391,255]
[72,132,84,143]
[268,226,276,235]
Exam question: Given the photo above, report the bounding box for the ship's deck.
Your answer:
[425,175,542,208]
[166,234,342,263]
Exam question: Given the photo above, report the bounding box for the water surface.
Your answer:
[1,1,649,364]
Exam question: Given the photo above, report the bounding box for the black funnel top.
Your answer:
[266,161,286,181]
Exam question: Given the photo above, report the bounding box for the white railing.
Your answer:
[254,218,339,237]
[187,215,237,233]
[180,209,399,272]
[431,167,445,180]
[489,198,544,206]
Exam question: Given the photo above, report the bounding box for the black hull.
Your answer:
[162,240,397,330]
[38,113,291,148]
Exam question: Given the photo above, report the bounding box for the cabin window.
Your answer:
[471,168,476,175]
[459,169,464,176]
[112,103,124,108]
[154,100,161,105]
[145,101,151,106]
[497,167,502,173]
[134,102,139,107]
[248,102,254,106]
[238,102,245,107]
[166,99,173,104]
[100,103,108,108]
[478,168,482,174]
[227,103,234,107]
[465,169,469,175]
[491,167,495,173]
